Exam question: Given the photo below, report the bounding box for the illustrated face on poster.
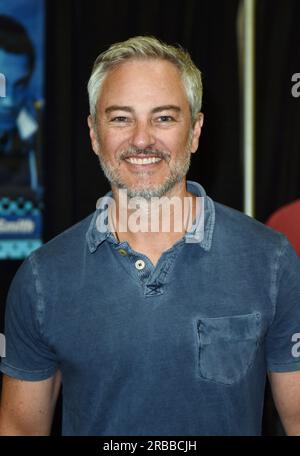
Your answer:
[0,11,38,160]
[0,0,44,260]
[0,49,31,134]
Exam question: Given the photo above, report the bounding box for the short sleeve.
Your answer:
[0,255,59,381]
[266,236,300,372]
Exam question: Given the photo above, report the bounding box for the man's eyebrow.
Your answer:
[104,105,182,114]
[151,105,181,114]
[105,106,134,114]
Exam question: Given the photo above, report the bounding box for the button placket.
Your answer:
[118,248,128,256]
[135,259,145,270]
[116,245,153,281]
[130,254,153,282]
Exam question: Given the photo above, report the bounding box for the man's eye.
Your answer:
[110,116,130,122]
[157,115,175,122]
[14,79,28,90]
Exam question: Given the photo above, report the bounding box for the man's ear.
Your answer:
[87,115,100,155]
[190,112,204,154]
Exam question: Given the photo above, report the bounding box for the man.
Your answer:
[0,15,39,188]
[0,36,300,436]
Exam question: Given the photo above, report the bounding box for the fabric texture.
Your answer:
[1,181,300,436]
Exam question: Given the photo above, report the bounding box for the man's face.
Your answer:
[88,58,203,199]
[0,48,30,134]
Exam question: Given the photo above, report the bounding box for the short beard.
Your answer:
[97,133,193,201]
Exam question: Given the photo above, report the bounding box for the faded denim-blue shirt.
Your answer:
[1,180,300,436]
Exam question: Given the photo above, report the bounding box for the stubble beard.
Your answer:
[96,133,194,201]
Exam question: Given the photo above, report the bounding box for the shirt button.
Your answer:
[135,259,145,270]
[118,248,127,256]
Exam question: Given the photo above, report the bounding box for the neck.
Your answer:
[109,180,200,265]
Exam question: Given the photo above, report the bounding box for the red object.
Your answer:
[266,199,300,257]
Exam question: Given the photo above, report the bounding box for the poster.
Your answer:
[0,0,44,259]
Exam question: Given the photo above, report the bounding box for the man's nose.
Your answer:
[129,120,155,149]
[1,94,14,107]
[0,85,14,107]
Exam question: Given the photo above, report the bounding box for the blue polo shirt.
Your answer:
[1,181,300,436]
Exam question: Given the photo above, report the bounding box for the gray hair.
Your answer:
[87,36,203,122]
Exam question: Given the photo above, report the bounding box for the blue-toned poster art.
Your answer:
[0,0,44,259]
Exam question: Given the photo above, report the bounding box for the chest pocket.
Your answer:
[196,312,261,385]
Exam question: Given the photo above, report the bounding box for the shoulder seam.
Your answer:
[28,254,46,339]
[269,235,289,327]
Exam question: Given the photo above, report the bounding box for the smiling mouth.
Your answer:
[124,156,162,165]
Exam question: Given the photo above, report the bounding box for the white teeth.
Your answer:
[125,157,162,165]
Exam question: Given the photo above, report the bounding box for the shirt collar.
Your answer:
[86,180,215,253]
